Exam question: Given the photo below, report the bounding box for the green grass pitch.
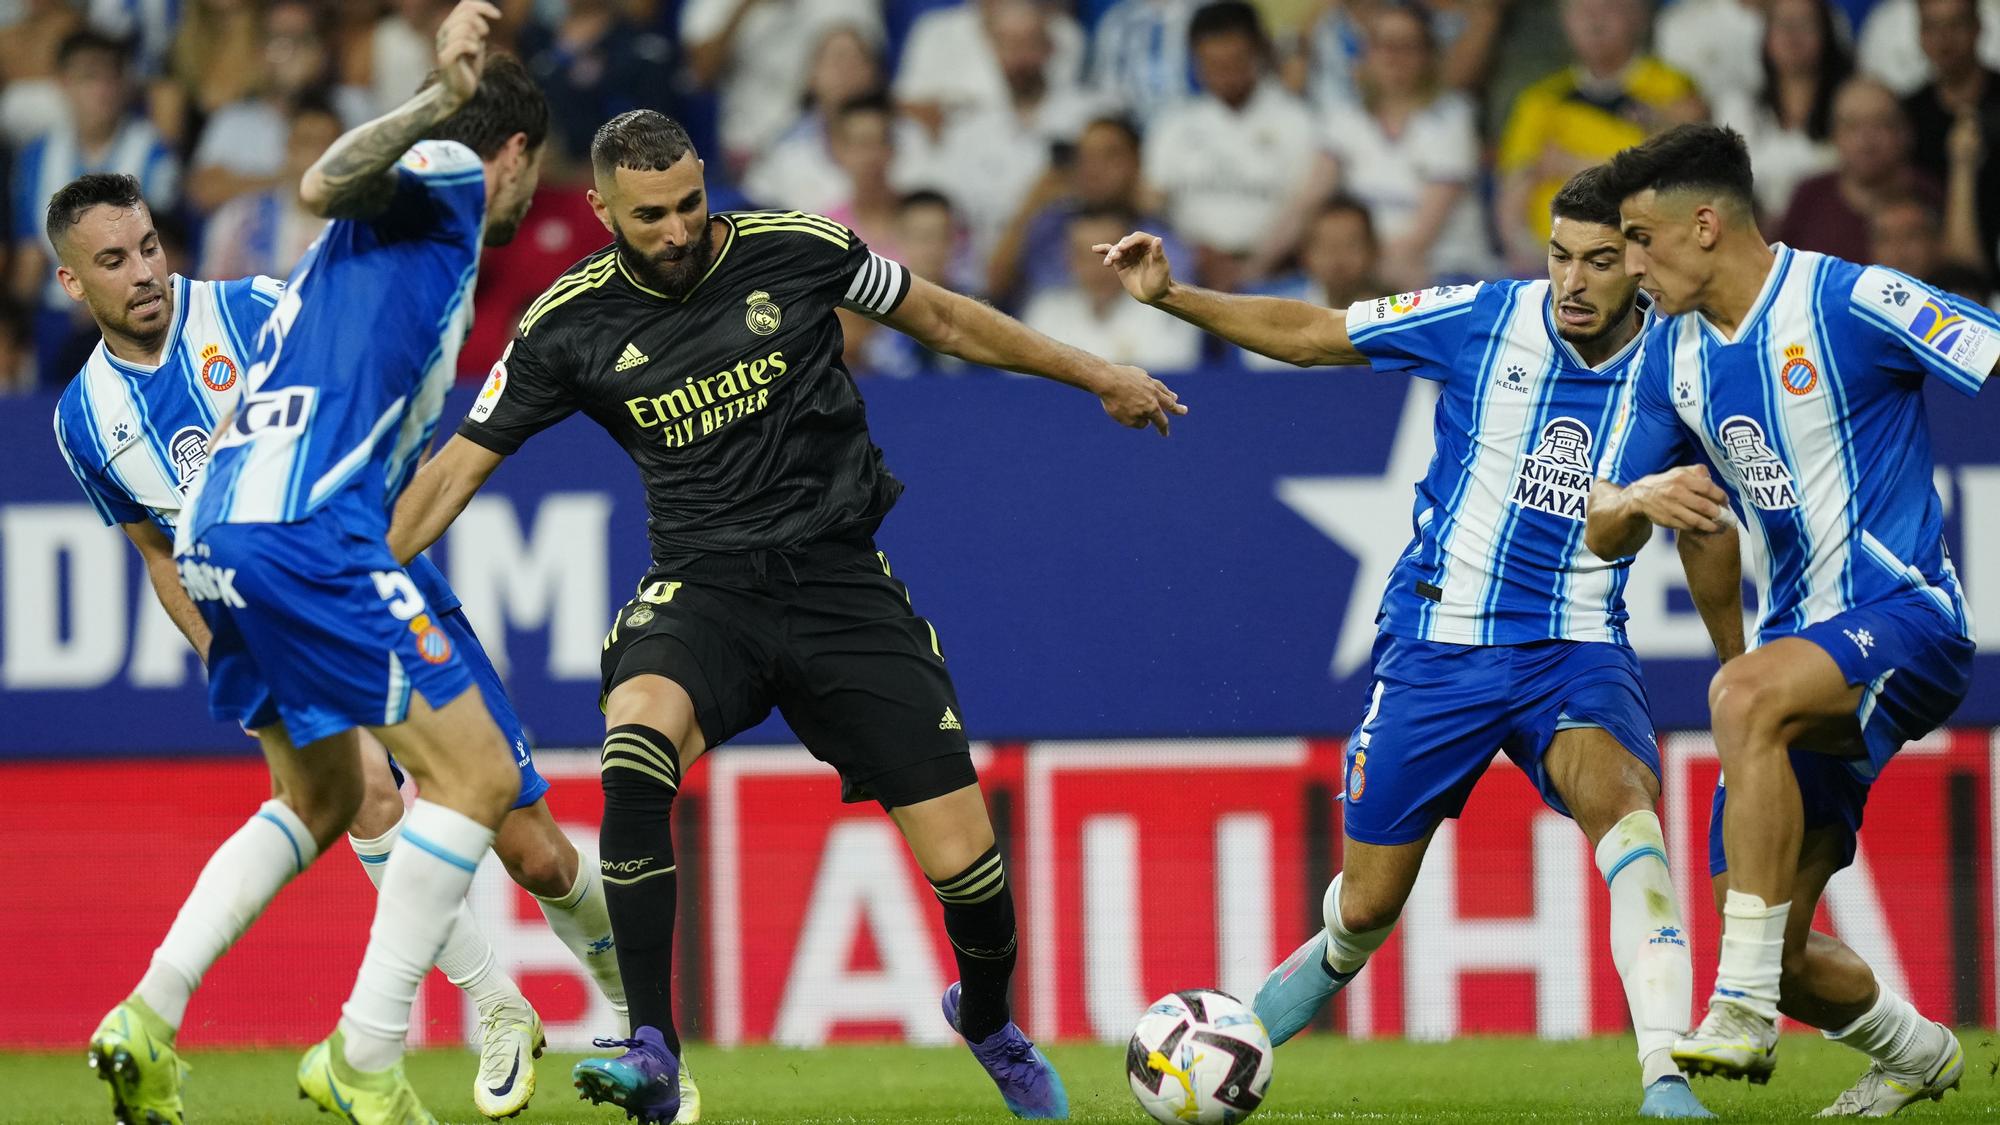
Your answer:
[3,1033,1997,1123]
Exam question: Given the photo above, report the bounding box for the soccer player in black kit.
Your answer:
[391,109,1185,1123]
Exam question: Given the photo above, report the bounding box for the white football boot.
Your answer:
[472,999,545,1119]
[1673,998,1779,1083]
[1817,1024,1964,1117]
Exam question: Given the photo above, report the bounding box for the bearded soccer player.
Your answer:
[1098,167,1742,1119]
[388,109,1183,1122]
[1589,124,1977,1114]
[53,175,624,1122]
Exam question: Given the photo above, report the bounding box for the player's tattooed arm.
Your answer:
[123,520,211,663]
[298,0,499,219]
[1584,466,1729,560]
[1677,522,1746,664]
[387,435,505,563]
[1095,231,1368,367]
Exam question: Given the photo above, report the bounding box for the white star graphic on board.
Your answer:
[1275,380,1440,678]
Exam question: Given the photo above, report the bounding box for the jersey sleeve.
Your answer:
[457,332,578,455]
[1596,337,1695,486]
[53,408,148,526]
[1847,264,2000,397]
[1342,283,1484,377]
[371,140,488,244]
[819,220,912,319]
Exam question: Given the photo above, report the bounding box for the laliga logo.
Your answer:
[1389,290,1425,315]
[199,343,238,392]
[1778,343,1817,396]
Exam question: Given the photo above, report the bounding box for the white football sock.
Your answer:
[137,799,318,1031]
[533,857,629,1023]
[1713,890,1788,1021]
[1321,873,1394,975]
[349,819,524,1015]
[339,800,494,1072]
[1825,986,1949,1075]
[1593,810,1692,1086]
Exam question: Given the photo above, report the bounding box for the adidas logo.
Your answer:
[938,707,962,731]
[614,342,650,372]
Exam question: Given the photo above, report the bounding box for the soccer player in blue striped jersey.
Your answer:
[1100,168,1744,1119]
[1590,125,1975,1113]
[51,177,627,1124]
[92,7,551,1121]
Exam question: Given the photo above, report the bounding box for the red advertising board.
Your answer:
[1,735,1991,1049]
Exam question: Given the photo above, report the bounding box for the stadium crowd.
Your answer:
[0,0,1994,388]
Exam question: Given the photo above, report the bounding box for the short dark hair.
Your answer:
[1189,1,1265,49]
[420,53,549,160]
[57,29,126,72]
[1072,205,1137,232]
[1081,114,1143,151]
[834,92,894,127]
[45,172,145,249]
[1605,124,1757,210]
[1550,165,1624,229]
[898,188,953,214]
[286,88,341,125]
[1314,193,1377,246]
[591,109,697,178]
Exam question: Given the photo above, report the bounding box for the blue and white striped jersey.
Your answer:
[1600,246,1990,644]
[53,274,279,532]
[183,140,487,543]
[1349,280,1649,647]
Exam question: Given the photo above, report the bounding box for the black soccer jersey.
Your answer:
[459,210,914,564]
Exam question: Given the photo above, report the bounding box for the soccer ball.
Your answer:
[1126,989,1274,1125]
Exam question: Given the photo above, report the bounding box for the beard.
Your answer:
[615,217,715,299]
[1555,301,1634,345]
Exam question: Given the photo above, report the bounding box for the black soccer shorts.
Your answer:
[599,536,977,808]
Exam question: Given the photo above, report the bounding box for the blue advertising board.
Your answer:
[3,370,1997,756]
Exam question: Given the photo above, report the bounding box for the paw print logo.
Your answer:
[1675,379,1694,403]
[1881,280,1910,307]
[112,421,132,445]
[1498,364,1529,391]
[1504,365,1526,382]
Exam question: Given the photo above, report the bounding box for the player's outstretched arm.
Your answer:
[1676,523,1746,664]
[388,435,506,564]
[1584,466,1729,561]
[879,274,1189,435]
[297,0,499,219]
[124,520,211,662]
[1094,231,1367,368]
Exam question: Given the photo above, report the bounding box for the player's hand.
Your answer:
[1093,363,1187,435]
[435,0,501,105]
[1095,232,1175,305]
[1628,464,1729,533]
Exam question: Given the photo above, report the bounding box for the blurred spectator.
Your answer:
[84,0,178,78]
[1241,195,1380,370]
[911,0,1105,277]
[985,114,1180,310]
[186,0,371,214]
[1022,207,1203,370]
[372,0,452,114]
[1144,1,1319,290]
[741,26,906,213]
[1494,0,1702,272]
[843,189,969,376]
[1254,1,1491,290]
[681,0,880,172]
[1904,0,2000,271]
[461,178,607,379]
[1931,259,1997,303]
[1776,77,1937,260]
[520,0,672,165]
[1858,0,2000,95]
[0,295,31,393]
[0,0,79,145]
[821,97,911,254]
[1089,0,1202,121]
[159,0,262,146]
[198,94,340,281]
[11,30,179,379]
[1655,0,1767,107]
[1714,0,1848,218]
[896,0,1086,137]
[1870,193,1947,278]
[1302,0,1509,111]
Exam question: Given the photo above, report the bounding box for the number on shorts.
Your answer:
[371,570,426,621]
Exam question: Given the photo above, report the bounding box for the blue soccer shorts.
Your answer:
[1341,633,1660,846]
[1708,592,1973,876]
[186,503,479,749]
[404,557,550,809]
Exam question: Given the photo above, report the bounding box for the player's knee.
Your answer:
[499,826,578,897]
[1334,882,1405,934]
[1709,662,1789,745]
[287,774,366,850]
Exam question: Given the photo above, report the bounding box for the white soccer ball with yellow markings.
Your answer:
[1126,989,1274,1124]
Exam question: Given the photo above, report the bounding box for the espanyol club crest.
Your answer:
[410,614,453,665]
[1717,415,1799,510]
[199,343,238,392]
[1778,343,1817,396]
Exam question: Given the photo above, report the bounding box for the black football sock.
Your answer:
[930,844,1018,1043]
[598,723,682,1054]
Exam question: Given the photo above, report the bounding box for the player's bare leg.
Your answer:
[1708,830,1962,1116]
[890,783,1066,1119]
[1253,833,1426,1045]
[571,672,707,1124]
[1545,729,1709,1118]
[94,726,362,1125]
[1680,639,1862,1081]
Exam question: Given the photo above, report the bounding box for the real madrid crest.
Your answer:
[1778,342,1817,396]
[626,607,656,628]
[200,343,238,392]
[745,290,782,336]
